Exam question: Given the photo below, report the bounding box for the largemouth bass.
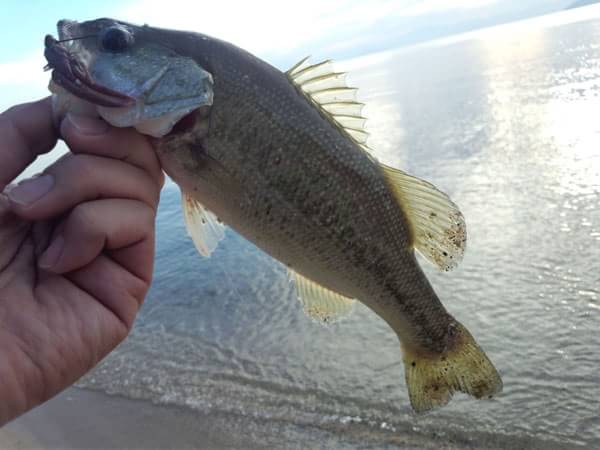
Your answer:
[44,18,502,412]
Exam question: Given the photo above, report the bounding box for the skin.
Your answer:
[0,98,163,426]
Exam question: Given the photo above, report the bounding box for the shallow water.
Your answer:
[80,8,600,449]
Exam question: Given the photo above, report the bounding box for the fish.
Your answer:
[44,18,502,413]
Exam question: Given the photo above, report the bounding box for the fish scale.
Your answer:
[46,18,502,413]
[190,44,451,348]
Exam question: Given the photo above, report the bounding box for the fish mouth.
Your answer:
[44,34,135,108]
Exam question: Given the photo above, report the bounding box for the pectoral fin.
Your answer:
[182,192,225,257]
[289,269,355,324]
[381,164,466,271]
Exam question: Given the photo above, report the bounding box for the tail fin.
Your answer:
[402,322,502,413]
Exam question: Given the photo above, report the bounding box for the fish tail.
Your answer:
[401,321,502,414]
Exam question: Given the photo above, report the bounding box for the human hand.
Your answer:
[0,98,164,425]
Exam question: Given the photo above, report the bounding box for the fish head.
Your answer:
[45,18,213,137]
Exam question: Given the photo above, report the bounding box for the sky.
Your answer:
[0,0,579,114]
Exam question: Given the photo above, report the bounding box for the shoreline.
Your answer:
[0,387,581,450]
[0,387,444,450]
[0,387,257,450]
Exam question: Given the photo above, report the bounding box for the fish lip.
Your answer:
[44,34,136,108]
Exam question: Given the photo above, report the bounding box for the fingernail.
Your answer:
[66,114,109,136]
[39,235,65,270]
[6,174,54,206]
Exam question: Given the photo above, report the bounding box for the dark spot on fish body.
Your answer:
[321,212,337,227]
[352,245,367,265]
[339,225,356,243]
[278,214,288,230]
[370,257,390,279]
[318,200,339,226]
[262,108,273,121]
[411,361,416,367]
[381,279,402,304]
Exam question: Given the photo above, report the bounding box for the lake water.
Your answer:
[78,7,600,449]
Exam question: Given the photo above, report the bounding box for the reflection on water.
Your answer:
[79,9,600,449]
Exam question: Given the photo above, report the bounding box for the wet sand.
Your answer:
[0,387,567,450]
[0,387,442,450]
[0,387,254,450]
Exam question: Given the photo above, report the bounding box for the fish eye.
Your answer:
[100,26,134,52]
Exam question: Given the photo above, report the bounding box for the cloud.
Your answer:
[404,0,498,16]
[0,0,502,108]
[0,52,51,115]
[0,52,47,86]
[117,0,499,58]
[0,54,65,181]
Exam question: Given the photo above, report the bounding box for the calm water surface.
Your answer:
[79,9,600,449]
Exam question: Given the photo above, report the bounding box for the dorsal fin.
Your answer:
[287,57,465,272]
[287,57,370,148]
[380,165,466,271]
[289,269,355,324]
[182,191,225,257]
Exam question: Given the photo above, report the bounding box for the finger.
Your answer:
[67,253,149,330]
[6,153,160,220]
[39,199,155,282]
[0,192,10,218]
[60,114,164,188]
[0,193,31,273]
[0,98,58,190]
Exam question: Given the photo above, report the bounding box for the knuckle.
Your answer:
[70,203,99,232]
[46,152,74,173]
[65,154,96,180]
[127,275,150,307]
[138,203,157,232]
[2,104,26,117]
[0,115,23,148]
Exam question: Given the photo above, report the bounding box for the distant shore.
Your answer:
[568,0,600,10]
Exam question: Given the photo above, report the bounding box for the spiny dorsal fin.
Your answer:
[287,57,370,147]
[289,269,355,324]
[182,191,225,257]
[380,165,466,271]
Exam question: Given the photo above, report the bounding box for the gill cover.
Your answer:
[48,19,213,137]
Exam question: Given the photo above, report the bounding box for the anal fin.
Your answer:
[182,191,225,257]
[289,269,355,324]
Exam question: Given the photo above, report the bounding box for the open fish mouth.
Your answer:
[44,18,214,137]
[44,34,135,108]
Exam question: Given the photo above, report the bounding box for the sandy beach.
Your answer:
[0,387,257,450]
[0,387,445,450]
